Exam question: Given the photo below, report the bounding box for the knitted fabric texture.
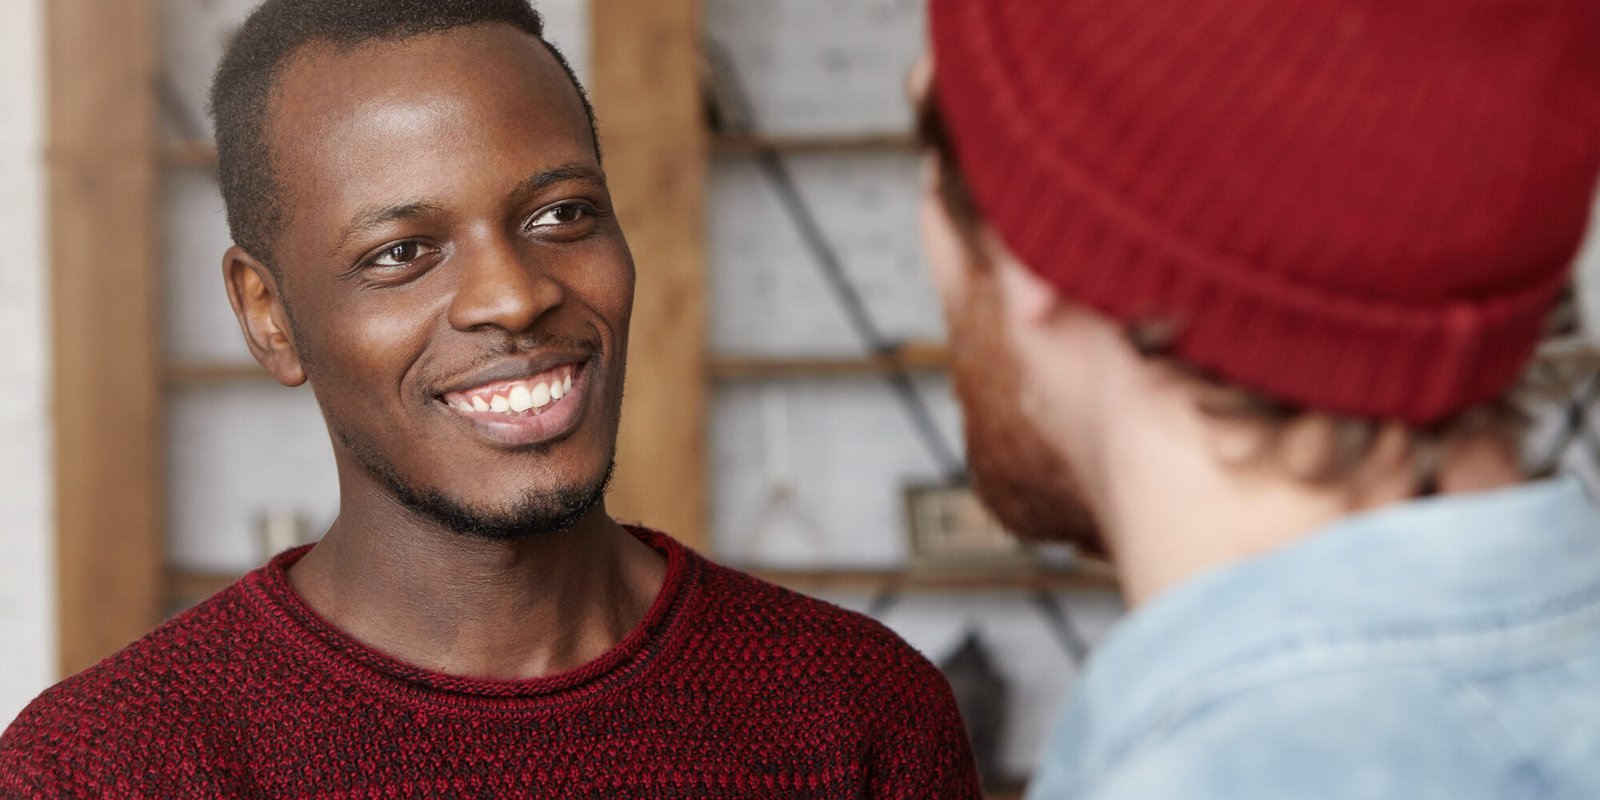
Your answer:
[0,529,981,799]
[930,0,1600,423]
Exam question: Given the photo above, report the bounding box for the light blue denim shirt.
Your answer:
[1029,478,1600,799]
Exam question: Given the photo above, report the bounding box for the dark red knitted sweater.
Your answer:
[0,529,980,798]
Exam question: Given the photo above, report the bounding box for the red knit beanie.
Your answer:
[930,0,1600,424]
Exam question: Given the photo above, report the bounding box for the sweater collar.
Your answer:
[244,525,699,712]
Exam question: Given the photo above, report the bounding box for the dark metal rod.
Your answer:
[1535,368,1600,475]
[705,35,966,481]
[751,149,967,480]
[1030,590,1091,665]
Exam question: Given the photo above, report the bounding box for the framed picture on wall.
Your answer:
[903,483,1034,570]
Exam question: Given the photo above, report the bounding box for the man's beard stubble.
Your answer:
[300,318,617,543]
[950,270,1106,557]
[336,424,614,542]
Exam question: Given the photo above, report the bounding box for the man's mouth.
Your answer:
[440,363,579,418]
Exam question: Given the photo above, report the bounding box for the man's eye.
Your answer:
[371,241,426,267]
[528,203,590,228]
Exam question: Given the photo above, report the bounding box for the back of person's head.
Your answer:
[209,0,595,273]
[923,0,1600,481]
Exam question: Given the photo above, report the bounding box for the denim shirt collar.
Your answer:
[1057,477,1600,781]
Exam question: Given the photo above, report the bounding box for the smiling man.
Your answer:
[0,2,979,797]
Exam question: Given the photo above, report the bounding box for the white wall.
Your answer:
[0,0,55,729]
[1575,184,1600,337]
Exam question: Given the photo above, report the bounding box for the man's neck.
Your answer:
[286,488,667,682]
[1095,407,1524,608]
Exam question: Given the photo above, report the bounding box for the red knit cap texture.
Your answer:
[931,0,1600,423]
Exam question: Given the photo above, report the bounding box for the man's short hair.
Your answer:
[209,0,598,272]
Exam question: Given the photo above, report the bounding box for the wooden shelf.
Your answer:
[747,564,1117,594]
[167,569,243,604]
[166,344,951,386]
[712,132,919,154]
[711,343,949,379]
[159,132,922,168]
[161,141,217,167]
[165,360,270,384]
[168,562,1116,606]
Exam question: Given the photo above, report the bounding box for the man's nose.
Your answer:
[446,234,565,334]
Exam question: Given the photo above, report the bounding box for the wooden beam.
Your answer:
[589,0,710,549]
[47,0,164,676]
[711,342,950,380]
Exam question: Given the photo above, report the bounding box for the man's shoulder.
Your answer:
[1057,673,1455,798]
[682,557,972,777]
[0,579,261,770]
[692,558,950,690]
[1074,660,1600,800]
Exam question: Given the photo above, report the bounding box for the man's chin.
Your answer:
[968,460,1107,557]
[947,272,1106,558]
[392,475,612,542]
[341,426,616,542]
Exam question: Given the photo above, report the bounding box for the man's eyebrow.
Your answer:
[331,201,444,258]
[505,164,607,209]
[328,165,604,259]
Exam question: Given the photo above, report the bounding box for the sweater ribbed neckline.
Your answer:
[240,526,698,715]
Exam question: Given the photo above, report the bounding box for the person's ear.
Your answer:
[222,245,307,387]
[988,230,1068,328]
[905,52,933,108]
[919,157,971,311]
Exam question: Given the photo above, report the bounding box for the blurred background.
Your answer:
[2,1,1598,794]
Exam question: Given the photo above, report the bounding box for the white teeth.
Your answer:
[508,384,534,412]
[457,371,573,418]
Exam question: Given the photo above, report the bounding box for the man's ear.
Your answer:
[223,245,307,387]
[987,230,1068,328]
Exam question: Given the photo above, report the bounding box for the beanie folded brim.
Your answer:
[931,0,1587,424]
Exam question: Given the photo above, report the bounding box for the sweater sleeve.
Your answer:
[0,749,64,800]
[1,692,81,800]
[862,654,984,800]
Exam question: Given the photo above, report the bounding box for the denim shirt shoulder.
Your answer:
[1029,479,1600,800]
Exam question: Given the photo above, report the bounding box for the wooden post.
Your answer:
[589,0,711,550]
[47,0,164,675]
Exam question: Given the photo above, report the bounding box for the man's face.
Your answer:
[914,64,1103,555]
[926,233,1103,555]
[259,24,631,539]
